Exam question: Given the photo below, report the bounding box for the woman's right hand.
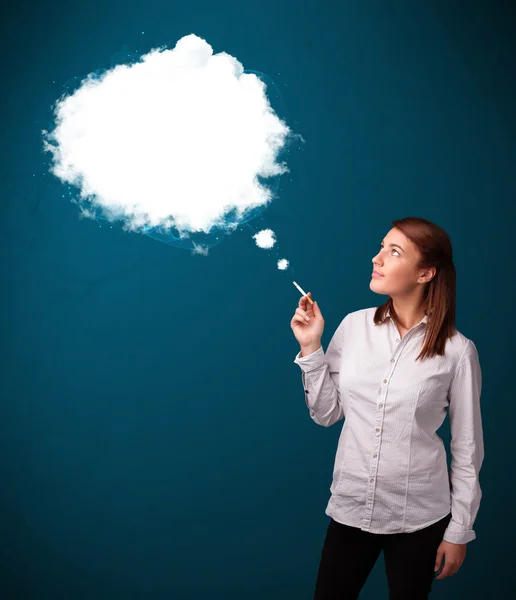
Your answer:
[290,292,325,349]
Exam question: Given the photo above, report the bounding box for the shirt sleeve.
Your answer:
[442,339,484,544]
[292,317,347,427]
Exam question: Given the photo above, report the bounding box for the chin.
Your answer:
[369,280,388,294]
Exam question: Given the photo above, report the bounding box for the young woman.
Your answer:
[291,217,484,599]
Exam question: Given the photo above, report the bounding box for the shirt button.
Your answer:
[391,359,395,363]
[370,478,374,482]
[383,379,387,383]
[396,338,400,343]
[373,453,377,458]
[375,427,380,432]
[378,403,383,408]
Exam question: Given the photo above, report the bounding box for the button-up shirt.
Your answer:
[293,306,484,544]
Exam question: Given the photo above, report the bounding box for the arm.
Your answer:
[292,317,347,427]
[442,340,484,544]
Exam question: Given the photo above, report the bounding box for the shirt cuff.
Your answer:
[293,345,325,372]
[442,519,477,544]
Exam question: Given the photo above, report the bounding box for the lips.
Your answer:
[373,270,384,277]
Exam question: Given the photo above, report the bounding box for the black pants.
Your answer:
[313,512,452,600]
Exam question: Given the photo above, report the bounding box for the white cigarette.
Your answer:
[293,281,314,304]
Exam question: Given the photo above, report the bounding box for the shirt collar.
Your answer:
[378,307,429,326]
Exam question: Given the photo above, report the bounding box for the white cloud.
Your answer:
[253,228,276,249]
[42,34,296,242]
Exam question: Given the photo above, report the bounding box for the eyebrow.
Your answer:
[381,240,405,252]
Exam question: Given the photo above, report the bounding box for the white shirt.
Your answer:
[293,306,484,544]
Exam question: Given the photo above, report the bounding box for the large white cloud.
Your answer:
[42,34,294,239]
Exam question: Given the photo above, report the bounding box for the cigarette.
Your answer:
[293,281,314,304]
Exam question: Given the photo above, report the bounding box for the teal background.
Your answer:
[1,1,514,598]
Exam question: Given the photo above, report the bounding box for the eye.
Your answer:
[380,244,400,256]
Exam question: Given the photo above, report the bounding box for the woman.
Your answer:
[291,217,484,599]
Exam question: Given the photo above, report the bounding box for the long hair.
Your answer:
[374,217,456,361]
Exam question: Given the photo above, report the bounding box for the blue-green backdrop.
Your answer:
[1,1,514,598]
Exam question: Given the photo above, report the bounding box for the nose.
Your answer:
[372,251,383,268]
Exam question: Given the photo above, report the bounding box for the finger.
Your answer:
[296,308,311,322]
[306,293,321,314]
[299,291,313,307]
[298,296,314,317]
[292,315,309,326]
[436,565,453,580]
[304,292,317,314]
[434,552,444,573]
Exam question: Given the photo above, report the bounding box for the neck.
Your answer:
[390,297,426,330]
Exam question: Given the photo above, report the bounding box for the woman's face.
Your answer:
[370,227,429,297]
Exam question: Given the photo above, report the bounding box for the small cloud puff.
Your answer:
[253,228,276,249]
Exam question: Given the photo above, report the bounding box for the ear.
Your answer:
[420,266,436,283]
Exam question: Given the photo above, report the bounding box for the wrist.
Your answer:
[300,343,322,357]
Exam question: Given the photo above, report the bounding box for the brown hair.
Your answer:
[374,217,457,361]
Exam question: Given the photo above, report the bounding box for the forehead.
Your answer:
[383,227,417,256]
[383,228,413,251]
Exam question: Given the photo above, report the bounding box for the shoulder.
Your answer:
[444,328,479,368]
[343,306,378,324]
[335,306,378,331]
[345,306,378,318]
